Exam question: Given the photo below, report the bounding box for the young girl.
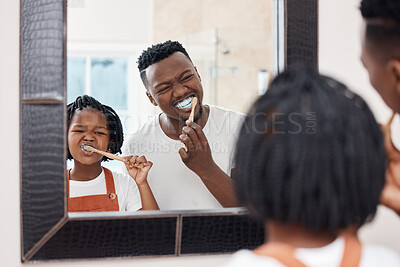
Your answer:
[67,95,158,212]
[223,67,400,266]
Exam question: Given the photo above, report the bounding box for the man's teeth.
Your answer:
[175,97,193,109]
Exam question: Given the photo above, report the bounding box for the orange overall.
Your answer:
[253,233,361,267]
[68,167,120,212]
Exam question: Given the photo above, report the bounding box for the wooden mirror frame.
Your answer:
[20,0,318,262]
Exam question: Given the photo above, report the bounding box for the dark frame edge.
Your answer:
[284,0,288,68]
[62,0,68,231]
[285,0,318,69]
[316,0,319,69]
[19,0,23,262]
[175,216,183,256]
[20,0,68,262]
[22,217,69,262]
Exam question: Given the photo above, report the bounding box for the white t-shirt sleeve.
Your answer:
[219,250,285,267]
[124,177,142,211]
[360,244,400,267]
[112,171,142,211]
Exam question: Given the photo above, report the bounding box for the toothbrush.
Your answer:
[82,145,144,169]
[188,97,198,122]
[183,97,198,152]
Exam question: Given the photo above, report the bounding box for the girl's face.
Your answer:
[68,108,110,166]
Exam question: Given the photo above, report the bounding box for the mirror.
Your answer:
[20,0,318,261]
[66,0,278,211]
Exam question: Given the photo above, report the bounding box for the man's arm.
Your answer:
[179,120,238,207]
[195,164,238,207]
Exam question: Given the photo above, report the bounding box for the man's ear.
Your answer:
[389,59,400,95]
[146,91,158,106]
[194,66,201,82]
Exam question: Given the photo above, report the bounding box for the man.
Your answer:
[360,0,400,215]
[123,41,244,210]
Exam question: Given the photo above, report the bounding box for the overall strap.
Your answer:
[67,168,71,196]
[102,167,117,198]
[340,233,362,267]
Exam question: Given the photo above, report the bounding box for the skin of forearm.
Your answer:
[137,182,159,210]
[197,163,238,208]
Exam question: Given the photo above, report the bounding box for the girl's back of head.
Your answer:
[235,67,386,232]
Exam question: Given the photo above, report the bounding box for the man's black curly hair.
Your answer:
[67,95,124,161]
[360,0,400,60]
[234,66,386,232]
[137,40,192,87]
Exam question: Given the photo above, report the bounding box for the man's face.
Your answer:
[361,24,400,112]
[144,52,204,122]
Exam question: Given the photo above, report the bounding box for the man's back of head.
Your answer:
[360,0,400,60]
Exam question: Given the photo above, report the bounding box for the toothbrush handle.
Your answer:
[188,97,198,122]
[83,146,143,168]
[182,97,198,152]
[96,149,125,162]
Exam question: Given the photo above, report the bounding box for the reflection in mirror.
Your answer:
[67,0,275,211]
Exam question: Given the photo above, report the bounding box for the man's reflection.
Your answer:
[122,40,245,210]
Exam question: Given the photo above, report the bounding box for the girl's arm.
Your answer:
[137,181,159,210]
[124,155,159,210]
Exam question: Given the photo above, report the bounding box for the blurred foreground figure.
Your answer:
[222,67,400,267]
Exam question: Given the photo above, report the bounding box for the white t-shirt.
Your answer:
[122,105,245,210]
[220,237,400,267]
[69,168,142,211]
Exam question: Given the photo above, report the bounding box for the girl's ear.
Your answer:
[107,140,115,152]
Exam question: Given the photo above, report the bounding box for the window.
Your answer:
[66,43,158,171]
[67,57,129,110]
